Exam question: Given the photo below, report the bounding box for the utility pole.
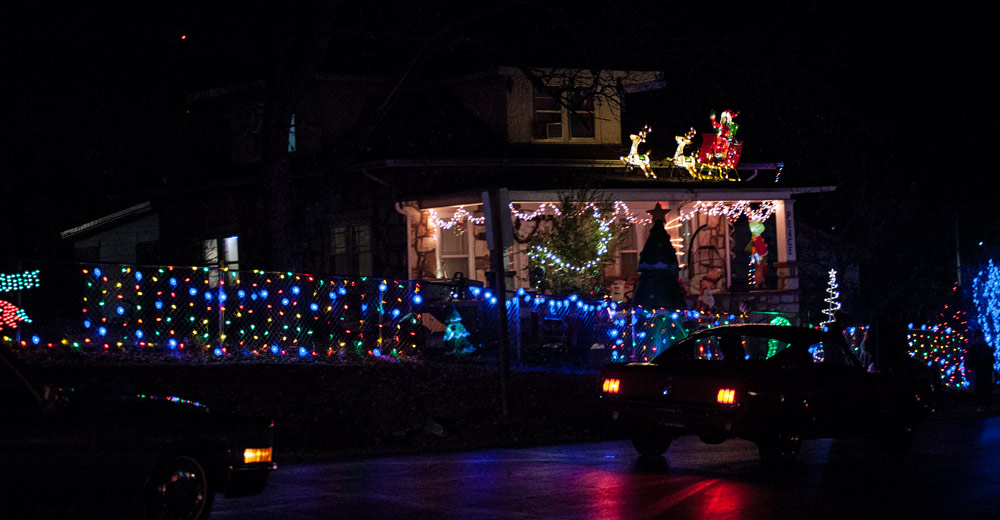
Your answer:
[485,187,512,418]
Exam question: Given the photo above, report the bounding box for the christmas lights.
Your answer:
[1,300,32,331]
[678,201,776,223]
[972,260,1000,373]
[0,270,41,292]
[620,125,656,178]
[819,269,841,327]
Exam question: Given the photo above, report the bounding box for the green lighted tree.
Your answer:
[526,190,627,295]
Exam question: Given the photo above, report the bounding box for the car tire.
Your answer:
[757,432,801,470]
[631,428,673,457]
[143,455,215,520]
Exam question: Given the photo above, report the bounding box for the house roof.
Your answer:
[59,201,154,240]
[349,158,834,207]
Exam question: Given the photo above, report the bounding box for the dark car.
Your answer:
[599,324,935,467]
[0,345,275,519]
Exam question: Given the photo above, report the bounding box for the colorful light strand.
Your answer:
[819,269,841,328]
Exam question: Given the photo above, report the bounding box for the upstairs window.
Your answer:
[533,86,595,141]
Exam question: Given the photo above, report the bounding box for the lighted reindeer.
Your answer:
[620,125,656,179]
[672,127,698,176]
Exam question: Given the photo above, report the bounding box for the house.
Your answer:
[61,66,834,318]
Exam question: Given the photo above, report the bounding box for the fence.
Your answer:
[2,262,803,368]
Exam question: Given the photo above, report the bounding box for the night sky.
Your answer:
[1,2,994,317]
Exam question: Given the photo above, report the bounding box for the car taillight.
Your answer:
[602,378,620,394]
[716,388,736,405]
[244,447,273,464]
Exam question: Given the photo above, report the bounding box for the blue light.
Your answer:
[729,314,735,320]
[238,290,246,299]
[169,277,177,287]
[615,339,624,346]
[361,303,369,313]
[116,305,125,315]
[392,308,401,317]
[907,323,914,329]
[412,294,423,305]
[31,335,40,345]
[214,348,223,356]
[608,329,619,338]
[470,287,482,297]
[204,291,213,301]
[329,291,337,299]
[691,310,701,319]
[219,292,227,302]
[310,303,320,311]
[136,330,144,339]
[481,289,491,299]
[250,293,258,301]
[517,288,526,296]
[569,294,578,301]
[489,297,498,305]
[298,346,309,357]
[637,332,647,339]
[291,285,301,295]
[373,348,382,357]
[281,298,290,306]
[188,287,198,296]
[98,327,107,336]
[338,287,347,295]
[379,283,387,292]
[135,271,143,281]
[670,312,679,320]
[270,344,280,355]
[83,319,91,329]
[260,290,269,298]
[94,267,102,277]
[168,339,178,349]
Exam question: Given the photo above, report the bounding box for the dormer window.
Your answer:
[533,85,595,141]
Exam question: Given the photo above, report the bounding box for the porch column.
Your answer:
[773,199,798,291]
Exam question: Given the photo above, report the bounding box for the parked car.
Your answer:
[0,344,275,519]
[599,324,935,467]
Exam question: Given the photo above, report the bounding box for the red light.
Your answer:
[717,388,736,405]
[602,378,620,394]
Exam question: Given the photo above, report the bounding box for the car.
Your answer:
[599,324,935,467]
[0,344,276,519]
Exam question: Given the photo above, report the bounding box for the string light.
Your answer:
[1,300,32,331]
[678,201,776,223]
[819,269,841,328]
[0,270,41,292]
[973,259,1000,373]
[620,125,655,178]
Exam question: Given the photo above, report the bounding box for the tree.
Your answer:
[526,190,626,296]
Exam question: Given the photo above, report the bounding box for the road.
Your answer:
[214,413,1000,519]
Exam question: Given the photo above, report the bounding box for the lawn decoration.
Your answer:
[631,203,687,310]
[746,220,768,288]
[0,270,39,331]
[620,125,656,179]
[443,307,475,356]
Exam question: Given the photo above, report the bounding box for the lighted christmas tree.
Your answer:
[443,307,475,356]
[819,269,841,328]
[907,283,970,388]
[631,203,686,310]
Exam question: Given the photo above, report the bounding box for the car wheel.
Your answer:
[631,428,673,457]
[757,432,801,470]
[144,455,215,520]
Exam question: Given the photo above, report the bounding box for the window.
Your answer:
[533,86,595,141]
[618,220,638,279]
[438,225,471,279]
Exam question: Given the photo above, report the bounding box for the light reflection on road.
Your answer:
[213,416,1000,519]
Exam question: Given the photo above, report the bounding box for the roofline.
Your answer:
[411,185,836,209]
[60,201,153,240]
